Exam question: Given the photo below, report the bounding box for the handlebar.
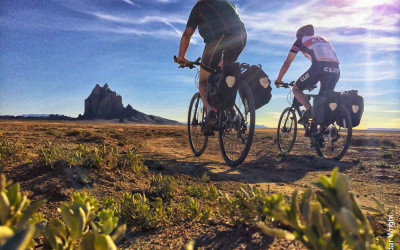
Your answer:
[174,56,201,69]
[278,81,295,89]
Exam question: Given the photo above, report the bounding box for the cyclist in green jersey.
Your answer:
[176,0,247,134]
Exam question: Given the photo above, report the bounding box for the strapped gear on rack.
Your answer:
[240,65,272,110]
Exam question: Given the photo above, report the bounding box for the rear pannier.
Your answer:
[241,65,272,110]
[207,63,240,110]
[339,90,364,127]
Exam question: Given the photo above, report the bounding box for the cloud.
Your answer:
[121,0,137,6]
[240,0,400,50]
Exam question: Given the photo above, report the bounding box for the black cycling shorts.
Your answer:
[201,32,247,73]
[295,61,340,97]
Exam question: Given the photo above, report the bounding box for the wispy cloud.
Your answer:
[240,0,400,50]
[121,0,137,6]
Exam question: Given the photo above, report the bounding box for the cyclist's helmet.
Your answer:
[296,24,314,40]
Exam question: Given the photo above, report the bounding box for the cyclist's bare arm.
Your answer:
[275,51,296,88]
[177,27,195,66]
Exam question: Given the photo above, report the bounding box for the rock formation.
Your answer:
[80,84,180,125]
[83,83,124,119]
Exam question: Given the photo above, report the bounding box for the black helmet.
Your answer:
[296,24,314,40]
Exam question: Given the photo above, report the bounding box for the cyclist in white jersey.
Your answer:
[275,24,340,125]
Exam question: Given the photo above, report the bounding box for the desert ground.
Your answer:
[0,120,399,249]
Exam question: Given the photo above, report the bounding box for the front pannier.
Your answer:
[241,65,272,110]
[339,90,364,127]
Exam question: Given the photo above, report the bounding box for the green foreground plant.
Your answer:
[0,174,125,249]
[257,168,399,250]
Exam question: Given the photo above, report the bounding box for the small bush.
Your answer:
[65,129,81,137]
[257,168,400,250]
[0,139,30,166]
[185,184,207,198]
[370,161,399,169]
[117,148,148,175]
[382,151,393,159]
[42,191,126,249]
[150,174,177,199]
[0,174,46,248]
[120,193,168,230]
[382,138,396,148]
[38,142,68,167]
[351,136,396,148]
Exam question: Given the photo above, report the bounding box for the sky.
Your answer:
[0,0,399,129]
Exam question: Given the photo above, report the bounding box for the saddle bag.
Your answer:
[339,90,364,127]
[241,65,272,110]
[207,63,240,110]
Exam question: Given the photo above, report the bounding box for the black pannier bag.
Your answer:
[207,63,240,110]
[338,90,364,127]
[240,65,272,110]
[322,92,341,125]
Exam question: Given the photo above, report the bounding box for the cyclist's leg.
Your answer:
[293,64,319,111]
[313,62,340,124]
[221,32,247,75]
[200,35,225,113]
[199,68,213,111]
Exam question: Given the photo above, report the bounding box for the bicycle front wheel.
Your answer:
[315,104,352,160]
[188,92,208,157]
[219,83,255,167]
[277,107,297,154]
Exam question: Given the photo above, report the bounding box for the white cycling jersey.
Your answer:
[290,35,340,64]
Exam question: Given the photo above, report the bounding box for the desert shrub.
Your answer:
[370,161,399,169]
[0,174,46,248]
[218,184,282,225]
[42,191,126,249]
[119,193,168,230]
[150,174,177,199]
[0,139,30,166]
[382,151,393,159]
[351,136,396,148]
[185,184,207,198]
[72,144,120,169]
[200,173,210,183]
[40,143,147,171]
[39,142,68,167]
[382,138,396,148]
[181,197,211,223]
[351,136,381,147]
[65,129,81,137]
[257,168,400,250]
[117,148,148,175]
[0,175,125,249]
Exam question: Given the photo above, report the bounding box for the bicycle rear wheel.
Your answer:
[188,92,208,156]
[219,83,255,166]
[277,107,297,154]
[315,104,352,160]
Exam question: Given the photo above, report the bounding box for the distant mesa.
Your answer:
[78,83,180,125]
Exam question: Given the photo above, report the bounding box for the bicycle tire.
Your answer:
[277,107,297,154]
[187,92,208,157]
[315,104,352,160]
[218,83,255,166]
